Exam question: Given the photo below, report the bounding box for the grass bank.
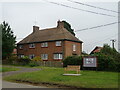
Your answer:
[0,67,19,72]
[4,67,118,88]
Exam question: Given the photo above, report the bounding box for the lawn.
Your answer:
[0,67,19,72]
[4,67,119,88]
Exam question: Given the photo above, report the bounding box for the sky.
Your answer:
[0,0,119,53]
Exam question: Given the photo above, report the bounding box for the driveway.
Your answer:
[2,65,48,88]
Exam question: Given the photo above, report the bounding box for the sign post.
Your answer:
[83,56,97,70]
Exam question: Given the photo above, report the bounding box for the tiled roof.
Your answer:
[18,21,83,44]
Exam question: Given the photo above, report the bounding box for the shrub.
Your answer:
[63,56,82,67]
[4,55,18,64]
[29,61,39,67]
[32,56,41,61]
[95,53,119,72]
[17,56,31,65]
[63,54,119,72]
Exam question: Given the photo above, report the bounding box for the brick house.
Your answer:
[17,21,83,61]
[90,46,103,55]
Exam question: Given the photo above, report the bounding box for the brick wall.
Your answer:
[64,41,82,58]
[17,40,82,61]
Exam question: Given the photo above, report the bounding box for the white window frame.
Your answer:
[56,41,61,46]
[29,43,35,48]
[73,44,76,51]
[19,54,24,58]
[41,54,48,60]
[29,54,35,59]
[54,53,63,59]
[41,42,48,47]
[19,45,23,49]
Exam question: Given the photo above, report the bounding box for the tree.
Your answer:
[62,21,75,36]
[94,44,120,71]
[101,44,120,61]
[1,21,16,60]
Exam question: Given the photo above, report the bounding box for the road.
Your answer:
[2,80,47,88]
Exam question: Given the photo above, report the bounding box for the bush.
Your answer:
[32,56,41,61]
[63,54,119,72]
[3,55,17,64]
[63,56,82,67]
[17,56,31,65]
[29,61,39,67]
[95,53,119,72]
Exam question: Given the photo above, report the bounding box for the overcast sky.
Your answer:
[0,0,119,53]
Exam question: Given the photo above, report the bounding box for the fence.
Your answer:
[36,61,63,67]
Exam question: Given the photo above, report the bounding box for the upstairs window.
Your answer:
[29,54,35,59]
[41,54,48,60]
[56,41,61,46]
[29,43,35,48]
[41,42,48,47]
[73,44,76,51]
[19,45,23,49]
[54,53,63,59]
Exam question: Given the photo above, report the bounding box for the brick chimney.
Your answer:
[33,26,39,33]
[57,20,64,28]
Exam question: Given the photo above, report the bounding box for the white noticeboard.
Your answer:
[83,57,97,67]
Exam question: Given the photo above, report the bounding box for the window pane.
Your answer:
[41,42,48,47]
[56,41,61,46]
[73,44,76,51]
[54,53,63,59]
[59,54,63,59]
[41,54,48,60]
[29,54,35,59]
[19,45,23,49]
[29,43,35,48]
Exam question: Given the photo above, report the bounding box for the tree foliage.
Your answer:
[94,44,120,72]
[1,21,16,59]
[100,44,120,62]
[62,21,75,36]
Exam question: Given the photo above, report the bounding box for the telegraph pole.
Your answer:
[110,39,116,49]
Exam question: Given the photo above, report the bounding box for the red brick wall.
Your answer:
[17,40,82,61]
[18,41,62,61]
[64,41,82,58]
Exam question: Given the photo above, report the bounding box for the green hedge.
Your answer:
[95,53,120,72]
[63,54,119,72]
[63,56,82,67]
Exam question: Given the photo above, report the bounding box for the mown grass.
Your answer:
[0,67,19,72]
[4,67,119,88]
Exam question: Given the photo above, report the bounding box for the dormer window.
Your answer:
[41,42,48,47]
[19,45,23,49]
[56,41,61,46]
[29,43,35,48]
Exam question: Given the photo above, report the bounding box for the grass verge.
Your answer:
[3,67,119,88]
[1,67,19,72]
